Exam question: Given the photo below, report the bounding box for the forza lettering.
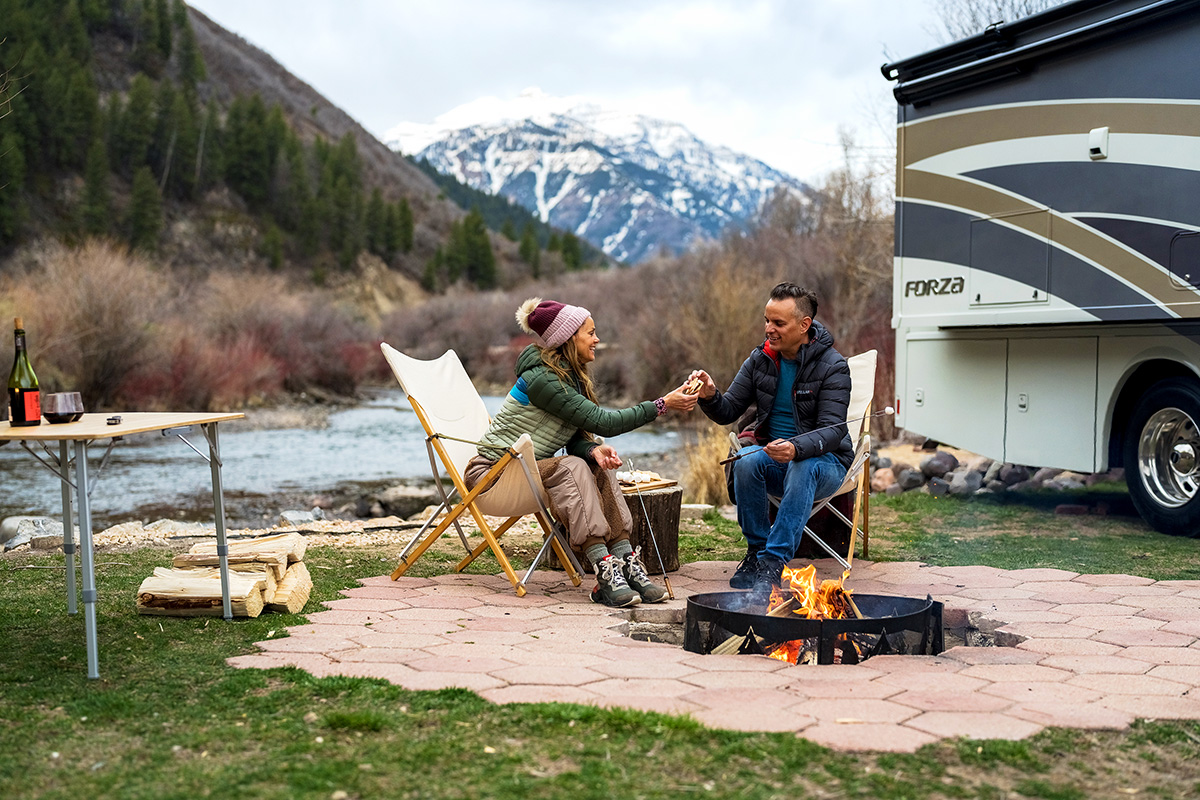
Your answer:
[905,277,965,297]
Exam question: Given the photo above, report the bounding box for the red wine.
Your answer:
[8,317,41,426]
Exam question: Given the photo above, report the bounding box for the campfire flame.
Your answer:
[765,566,857,664]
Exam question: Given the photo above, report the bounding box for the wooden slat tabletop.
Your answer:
[0,411,244,441]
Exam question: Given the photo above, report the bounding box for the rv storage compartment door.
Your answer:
[970,209,1051,306]
[1005,338,1098,473]
[904,337,1005,459]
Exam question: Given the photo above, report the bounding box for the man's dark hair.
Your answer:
[769,282,818,320]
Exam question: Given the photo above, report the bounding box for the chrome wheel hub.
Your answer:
[1139,408,1200,508]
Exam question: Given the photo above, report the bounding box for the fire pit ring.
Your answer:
[684,591,944,665]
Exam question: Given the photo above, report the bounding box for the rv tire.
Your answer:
[1124,378,1200,537]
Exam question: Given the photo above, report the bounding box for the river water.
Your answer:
[0,388,683,528]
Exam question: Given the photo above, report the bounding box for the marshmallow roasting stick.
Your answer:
[717,407,896,466]
[625,457,675,600]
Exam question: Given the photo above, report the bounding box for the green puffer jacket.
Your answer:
[478,344,658,461]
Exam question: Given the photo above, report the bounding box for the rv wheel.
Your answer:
[1124,378,1200,536]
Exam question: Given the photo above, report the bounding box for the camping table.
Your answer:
[0,412,244,679]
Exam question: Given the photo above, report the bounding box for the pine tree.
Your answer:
[364,186,385,256]
[194,99,222,191]
[561,232,583,270]
[61,66,99,170]
[501,218,516,241]
[174,8,206,90]
[224,94,270,209]
[126,164,162,250]
[114,73,157,178]
[398,197,414,252]
[81,135,111,235]
[519,221,540,278]
[0,130,27,245]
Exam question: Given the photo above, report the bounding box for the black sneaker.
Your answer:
[729,550,758,589]
[750,555,786,602]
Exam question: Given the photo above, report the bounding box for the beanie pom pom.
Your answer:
[516,297,542,336]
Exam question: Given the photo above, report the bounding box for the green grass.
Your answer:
[4,492,1200,798]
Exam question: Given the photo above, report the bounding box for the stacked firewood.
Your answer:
[136,532,312,618]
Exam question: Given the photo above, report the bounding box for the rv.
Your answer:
[883,0,1200,535]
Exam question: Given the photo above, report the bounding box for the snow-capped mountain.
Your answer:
[387,89,808,264]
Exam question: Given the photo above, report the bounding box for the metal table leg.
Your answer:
[74,440,100,679]
[60,440,77,615]
[204,423,232,620]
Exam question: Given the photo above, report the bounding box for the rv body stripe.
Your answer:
[911,133,1200,177]
[900,170,1198,310]
[964,163,1200,228]
[897,199,1182,319]
[900,100,1200,165]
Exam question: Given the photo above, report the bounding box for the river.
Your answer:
[0,388,684,529]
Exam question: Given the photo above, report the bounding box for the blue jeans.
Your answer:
[732,448,847,563]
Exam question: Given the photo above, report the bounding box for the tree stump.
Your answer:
[544,485,682,574]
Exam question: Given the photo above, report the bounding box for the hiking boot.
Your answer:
[749,555,786,603]
[729,550,758,589]
[621,546,667,603]
[591,555,641,607]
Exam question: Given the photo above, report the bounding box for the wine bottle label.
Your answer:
[24,390,40,420]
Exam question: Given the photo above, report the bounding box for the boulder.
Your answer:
[376,485,441,519]
[920,451,959,479]
[927,477,950,497]
[998,464,1031,485]
[897,468,926,491]
[1,515,47,545]
[965,456,993,474]
[983,461,1003,484]
[5,518,62,551]
[1046,477,1086,491]
[679,503,713,521]
[279,510,319,527]
[948,470,984,496]
[870,467,896,493]
[875,455,893,470]
[985,480,1007,492]
[885,483,905,497]
[1006,479,1038,492]
[1032,467,1063,483]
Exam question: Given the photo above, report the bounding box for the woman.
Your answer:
[465,298,697,607]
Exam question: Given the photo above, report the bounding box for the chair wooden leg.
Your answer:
[862,473,871,560]
[848,473,866,567]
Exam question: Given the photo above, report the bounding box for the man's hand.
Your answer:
[591,444,622,470]
[764,439,796,463]
[686,369,718,399]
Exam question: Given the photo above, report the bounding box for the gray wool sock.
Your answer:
[608,539,634,560]
[585,543,611,567]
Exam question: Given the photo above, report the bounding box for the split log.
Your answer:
[229,562,277,604]
[136,567,264,617]
[172,550,289,580]
[266,562,312,614]
[187,531,306,563]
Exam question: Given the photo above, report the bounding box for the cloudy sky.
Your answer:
[187,1,948,182]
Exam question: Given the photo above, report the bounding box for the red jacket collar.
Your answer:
[762,339,781,366]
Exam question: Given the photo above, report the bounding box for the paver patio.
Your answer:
[228,559,1200,752]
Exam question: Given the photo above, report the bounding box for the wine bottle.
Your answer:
[8,317,41,427]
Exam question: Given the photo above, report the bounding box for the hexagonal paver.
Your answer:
[691,705,816,733]
[488,665,607,686]
[795,698,919,724]
[1016,637,1120,656]
[1068,673,1189,695]
[1037,655,1152,674]
[959,663,1073,683]
[479,685,599,705]
[679,669,796,691]
[906,711,1043,740]
[804,722,939,752]
[1009,703,1134,730]
[889,690,1013,713]
[982,681,1104,705]
[589,677,703,698]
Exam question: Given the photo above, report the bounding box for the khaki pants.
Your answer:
[464,454,631,552]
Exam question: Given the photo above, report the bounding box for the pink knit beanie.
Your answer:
[516,297,591,349]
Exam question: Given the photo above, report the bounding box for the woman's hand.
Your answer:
[686,369,717,399]
[591,444,623,470]
[661,384,699,412]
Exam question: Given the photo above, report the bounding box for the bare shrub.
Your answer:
[5,239,171,408]
[682,425,733,505]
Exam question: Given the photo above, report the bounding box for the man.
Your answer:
[687,282,853,597]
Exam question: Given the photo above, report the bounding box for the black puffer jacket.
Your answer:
[699,320,854,468]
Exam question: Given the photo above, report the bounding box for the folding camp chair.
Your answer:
[731,349,877,571]
[380,343,584,597]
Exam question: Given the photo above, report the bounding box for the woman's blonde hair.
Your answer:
[539,337,598,404]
